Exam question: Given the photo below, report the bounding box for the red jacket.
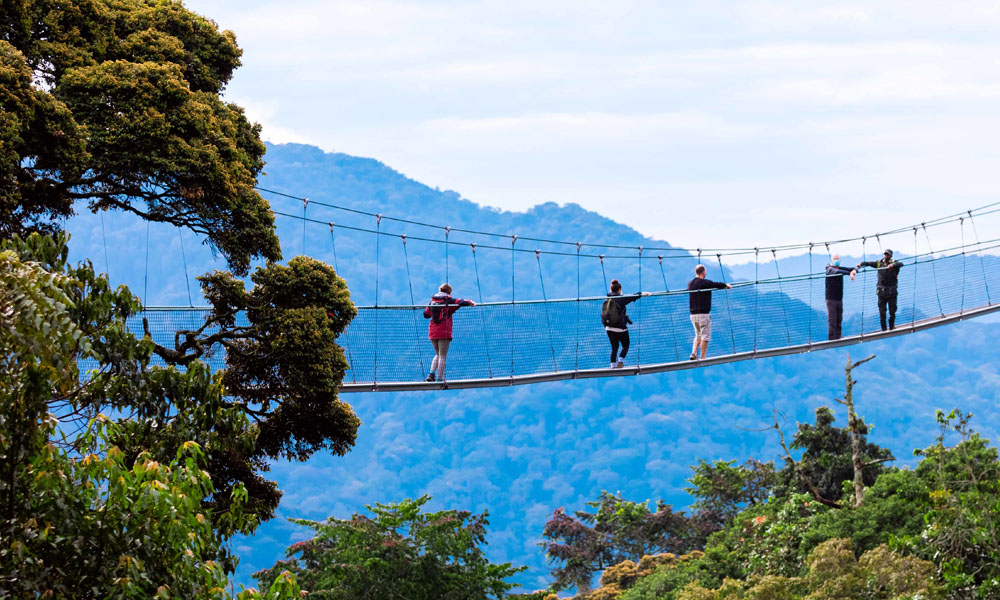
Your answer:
[424,293,473,340]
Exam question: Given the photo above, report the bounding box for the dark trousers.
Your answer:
[878,291,898,331]
[607,330,630,362]
[826,299,844,340]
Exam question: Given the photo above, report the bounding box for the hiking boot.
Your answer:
[616,360,624,369]
[689,353,697,361]
[426,373,436,382]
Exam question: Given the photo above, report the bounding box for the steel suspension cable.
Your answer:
[922,224,945,317]
[179,229,193,307]
[401,235,426,377]
[329,223,357,383]
[716,254,737,355]
[536,250,558,372]
[472,244,494,378]
[772,248,791,345]
[600,255,608,290]
[260,186,1000,259]
[967,210,992,304]
[445,226,450,283]
[658,255,680,361]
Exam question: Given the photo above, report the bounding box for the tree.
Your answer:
[1,0,279,274]
[686,458,775,528]
[3,232,359,534]
[0,240,299,597]
[254,496,526,599]
[772,357,894,507]
[541,491,710,593]
[912,409,1000,597]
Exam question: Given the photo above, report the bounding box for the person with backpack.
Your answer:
[856,249,904,331]
[601,279,650,369]
[423,283,475,382]
[687,264,732,361]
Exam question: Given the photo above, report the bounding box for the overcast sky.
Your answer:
[186,0,1000,253]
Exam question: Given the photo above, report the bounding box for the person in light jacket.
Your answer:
[423,283,474,382]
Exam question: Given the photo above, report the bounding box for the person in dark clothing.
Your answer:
[824,254,857,340]
[687,264,731,360]
[423,283,475,382]
[601,279,650,369]
[602,281,635,370]
[856,249,904,331]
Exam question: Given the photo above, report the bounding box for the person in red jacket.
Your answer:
[423,283,475,382]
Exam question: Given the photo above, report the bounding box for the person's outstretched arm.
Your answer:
[856,260,879,269]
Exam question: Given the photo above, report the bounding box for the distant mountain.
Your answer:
[61,143,1000,593]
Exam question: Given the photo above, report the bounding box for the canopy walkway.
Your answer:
[132,195,1000,393]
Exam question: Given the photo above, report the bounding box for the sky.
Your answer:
[185,0,1000,253]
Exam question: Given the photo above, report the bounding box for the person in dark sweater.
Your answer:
[856,249,904,331]
[824,254,857,340]
[601,279,651,368]
[687,264,731,360]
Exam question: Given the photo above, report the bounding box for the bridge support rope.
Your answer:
[471,243,493,378]
[401,235,426,378]
[659,256,680,361]
[536,250,558,372]
[772,248,791,346]
[922,224,945,317]
[716,254,737,355]
[968,210,992,304]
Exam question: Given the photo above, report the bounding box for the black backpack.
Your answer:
[425,296,453,324]
[601,298,625,328]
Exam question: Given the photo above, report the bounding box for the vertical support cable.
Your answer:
[599,255,608,290]
[536,250,558,372]
[808,243,813,344]
[100,212,111,278]
[401,234,426,378]
[959,218,967,314]
[968,210,992,304]
[472,244,493,378]
[772,248,791,345]
[302,197,309,256]
[331,222,357,383]
[445,226,451,283]
[753,248,759,354]
[143,220,150,306]
[912,228,919,327]
[922,224,945,316]
[575,243,581,372]
[179,229,193,307]
[373,214,381,383]
[636,246,643,367]
[860,237,868,336]
[716,254,737,355]
[659,256,680,361]
[510,235,516,379]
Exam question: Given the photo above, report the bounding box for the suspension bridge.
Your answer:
[133,193,1000,392]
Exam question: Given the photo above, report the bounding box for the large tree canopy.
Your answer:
[0,0,278,274]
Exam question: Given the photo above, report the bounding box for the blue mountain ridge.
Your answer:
[60,143,1000,593]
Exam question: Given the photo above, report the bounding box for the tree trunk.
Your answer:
[843,354,875,507]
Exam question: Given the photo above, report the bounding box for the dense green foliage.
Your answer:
[255,496,528,599]
[1,0,279,274]
[541,491,718,593]
[551,362,1000,600]
[0,237,301,597]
